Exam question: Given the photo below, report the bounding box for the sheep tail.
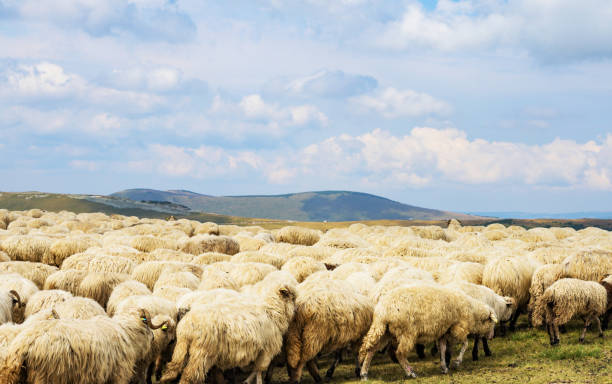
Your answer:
[358,317,386,364]
[159,336,191,383]
[285,319,302,369]
[532,291,552,327]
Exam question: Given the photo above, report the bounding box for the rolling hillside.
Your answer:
[111,189,476,221]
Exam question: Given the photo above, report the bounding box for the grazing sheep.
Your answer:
[131,261,203,290]
[232,251,286,269]
[359,285,497,379]
[160,280,297,384]
[533,278,609,344]
[370,267,435,303]
[281,256,327,283]
[180,235,240,256]
[153,286,193,302]
[0,308,164,384]
[44,269,88,293]
[561,249,612,282]
[0,261,58,289]
[217,262,277,288]
[24,289,73,318]
[77,272,131,308]
[234,235,267,252]
[47,235,101,266]
[445,281,516,360]
[107,280,152,316]
[275,226,321,246]
[62,252,136,274]
[115,295,178,324]
[527,264,564,316]
[0,235,52,262]
[198,268,239,291]
[482,256,534,331]
[0,273,39,323]
[0,308,59,349]
[286,278,374,384]
[53,296,107,319]
[436,262,484,285]
[176,289,241,319]
[192,252,232,265]
[154,271,200,291]
[129,235,179,253]
[194,222,220,236]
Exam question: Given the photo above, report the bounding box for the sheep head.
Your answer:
[9,290,23,309]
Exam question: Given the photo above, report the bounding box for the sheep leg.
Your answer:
[387,347,398,363]
[415,344,426,359]
[498,322,507,337]
[325,350,342,381]
[508,310,520,332]
[430,344,438,357]
[452,339,469,369]
[306,360,323,383]
[146,363,153,384]
[290,360,306,384]
[354,354,361,378]
[472,336,480,361]
[394,337,417,379]
[552,322,560,345]
[264,364,274,384]
[180,355,213,384]
[546,322,555,345]
[593,316,603,337]
[602,310,611,330]
[438,339,448,374]
[359,335,390,381]
[212,367,226,384]
[482,338,492,357]
[579,318,592,343]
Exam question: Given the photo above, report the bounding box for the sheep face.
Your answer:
[475,310,498,340]
[500,297,517,322]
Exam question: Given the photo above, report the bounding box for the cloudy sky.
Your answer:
[1,0,611,213]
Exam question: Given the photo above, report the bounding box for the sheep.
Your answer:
[410,225,450,241]
[358,284,497,379]
[445,281,516,360]
[275,226,321,246]
[602,275,612,330]
[0,290,21,324]
[198,268,239,291]
[44,269,88,293]
[77,272,131,308]
[222,262,277,288]
[0,273,39,323]
[62,252,136,274]
[115,295,178,323]
[193,222,219,236]
[436,262,484,285]
[24,289,73,318]
[0,261,58,289]
[0,308,59,349]
[0,308,166,384]
[192,252,232,265]
[180,235,240,256]
[532,278,609,345]
[286,278,374,384]
[527,264,564,317]
[482,256,534,332]
[52,296,107,319]
[234,235,267,252]
[561,249,612,282]
[160,279,297,384]
[232,251,286,268]
[0,235,52,262]
[176,288,241,319]
[281,256,328,283]
[370,267,435,303]
[107,280,152,316]
[154,271,200,291]
[47,235,101,266]
[131,261,203,290]
[150,248,197,263]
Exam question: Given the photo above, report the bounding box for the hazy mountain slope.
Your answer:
[111,189,474,221]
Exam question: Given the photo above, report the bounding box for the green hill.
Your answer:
[111,189,475,221]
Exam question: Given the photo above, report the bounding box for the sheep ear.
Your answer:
[490,312,498,324]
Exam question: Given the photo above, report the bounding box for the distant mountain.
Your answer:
[111,189,476,221]
[471,211,612,220]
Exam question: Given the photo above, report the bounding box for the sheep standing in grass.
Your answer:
[359,285,497,379]
[533,278,609,345]
[527,264,564,319]
[286,278,374,384]
[0,308,166,384]
[160,280,297,384]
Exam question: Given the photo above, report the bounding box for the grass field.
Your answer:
[268,317,612,384]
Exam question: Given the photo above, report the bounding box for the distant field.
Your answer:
[268,317,612,384]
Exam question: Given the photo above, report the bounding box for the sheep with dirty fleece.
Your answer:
[160,279,297,384]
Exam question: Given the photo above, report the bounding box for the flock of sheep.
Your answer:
[0,208,611,384]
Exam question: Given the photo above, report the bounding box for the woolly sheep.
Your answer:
[527,264,564,315]
[177,288,241,319]
[0,235,52,262]
[131,261,203,290]
[115,295,178,324]
[180,235,240,256]
[160,279,297,384]
[0,261,58,289]
[286,278,374,384]
[44,269,88,293]
[62,252,136,274]
[225,262,277,288]
[198,268,239,291]
[482,256,534,331]
[561,249,612,282]
[234,235,267,252]
[232,251,287,268]
[53,296,107,319]
[77,272,131,308]
[193,222,220,236]
[533,278,609,344]
[359,284,497,379]
[150,248,197,263]
[0,273,39,323]
[107,280,152,316]
[286,245,336,261]
[281,256,326,283]
[275,226,321,246]
[23,289,73,318]
[436,262,484,285]
[193,252,232,265]
[0,290,21,324]
[0,308,165,384]
[154,271,200,291]
[47,235,101,266]
[153,286,192,302]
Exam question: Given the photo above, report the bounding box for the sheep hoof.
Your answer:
[441,367,449,375]
[360,374,368,381]
[452,360,461,369]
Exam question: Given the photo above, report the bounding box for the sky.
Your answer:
[0,0,611,213]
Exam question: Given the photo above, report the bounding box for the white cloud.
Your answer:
[284,69,377,98]
[353,87,451,118]
[376,0,612,62]
[214,93,328,127]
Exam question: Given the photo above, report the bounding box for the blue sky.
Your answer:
[1,0,611,213]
